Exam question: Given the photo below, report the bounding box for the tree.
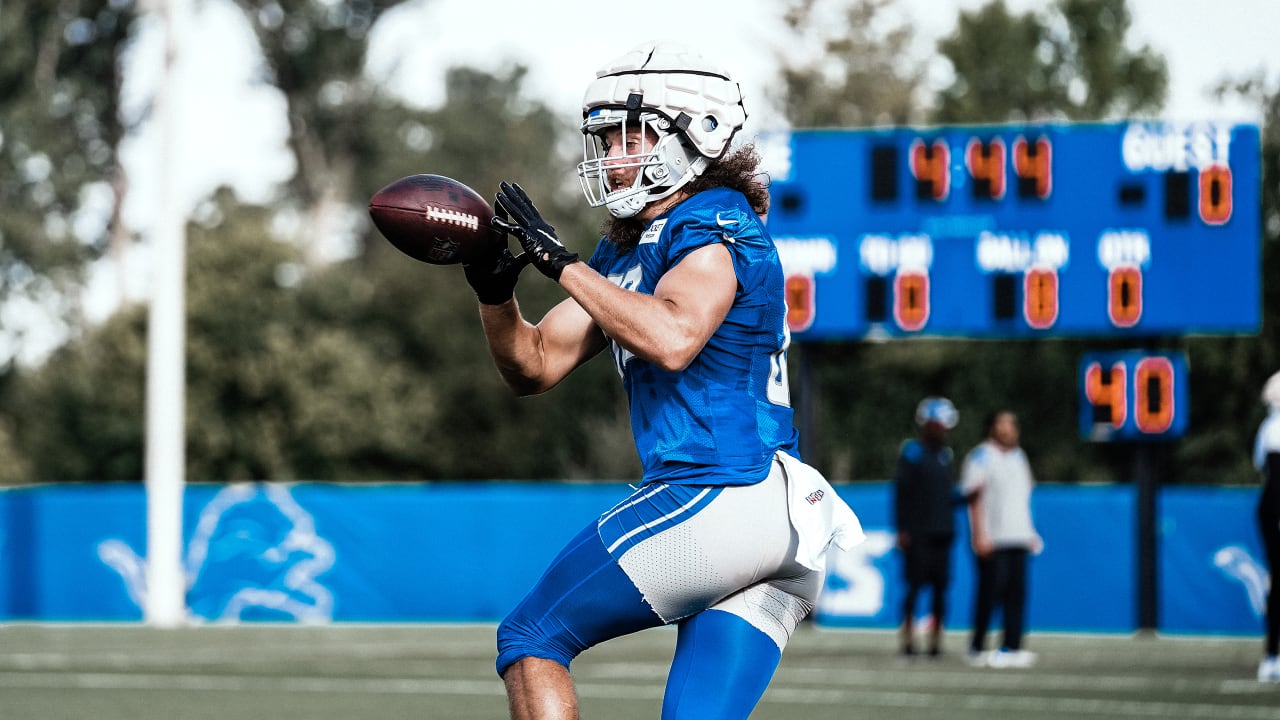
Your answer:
[934,0,1167,123]
[0,0,138,363]
[227,0,410,261]
[9,306,146,483]
[221,1,638,480]
[773,0,929,128]
[9,57,641,483]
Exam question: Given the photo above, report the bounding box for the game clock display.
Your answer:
[766,121,1261,340]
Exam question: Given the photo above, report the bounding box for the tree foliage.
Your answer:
[3,29,637,483]
[0,0,137,360]
[230,0,402,210]
[774,0,929,128]
[934,0,1167,123]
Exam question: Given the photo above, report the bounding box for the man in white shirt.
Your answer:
[960,409,1042,669]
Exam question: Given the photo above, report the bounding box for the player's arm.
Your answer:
[477,296,607,396]
[966,487,993,557]
[493,181,734,372]
[557,243,735,372]
[462,197,605,395]
[960,457,993,556]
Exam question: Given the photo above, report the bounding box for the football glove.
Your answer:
[463,200,529,305]
[493,181,579,281]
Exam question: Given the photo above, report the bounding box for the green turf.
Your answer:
[0,623,1275,719]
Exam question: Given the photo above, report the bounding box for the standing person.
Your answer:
[894,397,960,659]
[460,41,864,720]
[960,409,1042,669]
[1254,371,1280,682]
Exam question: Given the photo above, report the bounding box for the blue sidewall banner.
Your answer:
[0,481,1266,634]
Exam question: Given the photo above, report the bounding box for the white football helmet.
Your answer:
[577,41,748,218]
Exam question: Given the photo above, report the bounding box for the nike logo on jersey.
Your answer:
[716,212,738,227]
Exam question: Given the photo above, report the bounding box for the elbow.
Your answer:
[496,367,554,397]
[504,376,551,397]
[646,334,704,373]
[650,350,696,374]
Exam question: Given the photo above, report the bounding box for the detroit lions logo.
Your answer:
[1214,544,1269,616]
[97,483,336,623]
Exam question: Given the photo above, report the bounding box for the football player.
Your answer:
[461,41,864,720]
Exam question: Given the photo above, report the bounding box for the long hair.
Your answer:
[602,143,770,247]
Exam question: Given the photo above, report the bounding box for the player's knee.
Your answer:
[495,609,580,678]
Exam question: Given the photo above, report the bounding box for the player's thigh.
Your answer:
[600,466,805,623]
[496,522,662,674]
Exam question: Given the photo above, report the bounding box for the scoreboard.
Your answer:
[764,121,1261,340]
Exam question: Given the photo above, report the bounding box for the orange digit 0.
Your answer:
[894,270,930,332]
[1134,357,1175,433]
[1023,268,1058,329]
[1108,266,1143,328]
[1199,164,1232,225]
[785,274,816,332]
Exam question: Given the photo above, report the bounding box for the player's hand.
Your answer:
[493,181,579,281]
[463,201,529,305]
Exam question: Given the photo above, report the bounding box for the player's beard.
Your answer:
[602,214,647,248]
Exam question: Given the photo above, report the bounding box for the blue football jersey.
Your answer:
[587,187,800,486]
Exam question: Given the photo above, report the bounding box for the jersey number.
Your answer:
[767,323,793,408]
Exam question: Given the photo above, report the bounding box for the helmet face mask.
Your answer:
[577,41,746,218]
[578,108,704,219]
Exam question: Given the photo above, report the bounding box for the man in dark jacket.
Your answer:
[894,397,960,658]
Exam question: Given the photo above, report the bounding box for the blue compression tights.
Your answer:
[663,609,783,720]
[496,523,660,676]
[496,523,784,719]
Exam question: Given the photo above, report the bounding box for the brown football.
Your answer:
[368,174,494,265]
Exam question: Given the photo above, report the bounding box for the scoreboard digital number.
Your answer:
[765,121,1261,340]
[1078,350,1189,441]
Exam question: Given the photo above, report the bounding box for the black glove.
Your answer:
[493,181,579,281]
[463,201,529,305]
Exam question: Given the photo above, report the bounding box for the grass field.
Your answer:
[1,623,1276,719]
